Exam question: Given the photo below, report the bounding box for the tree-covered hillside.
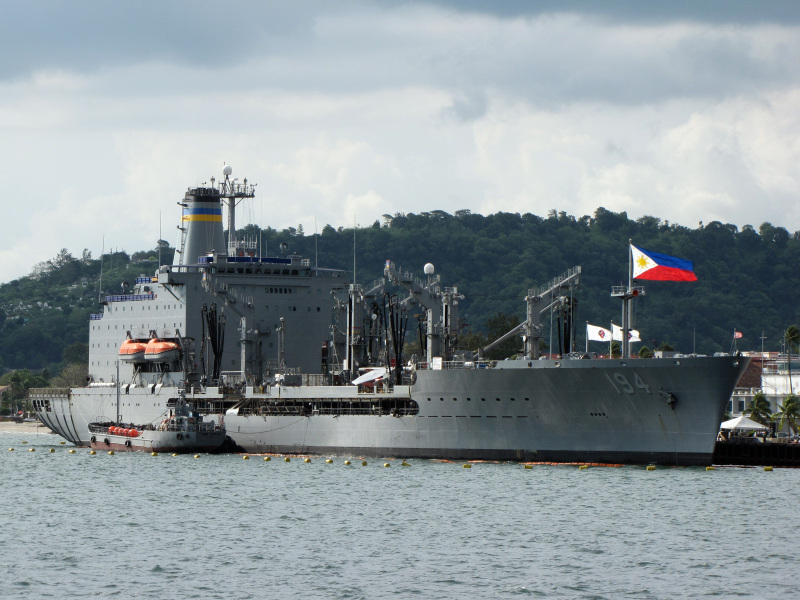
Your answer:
[1,207,798,377]
[0,243,173,373]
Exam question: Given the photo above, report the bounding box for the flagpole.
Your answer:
[623,240,633,359]
[585,321,588,354]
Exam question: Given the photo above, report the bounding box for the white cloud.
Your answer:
[1,3,799,283]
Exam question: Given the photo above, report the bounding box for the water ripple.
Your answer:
[1,432,799,599]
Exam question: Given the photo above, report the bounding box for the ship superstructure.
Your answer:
[31,167,749,465]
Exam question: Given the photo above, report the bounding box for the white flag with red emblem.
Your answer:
[612,323,641,343]
[587,324,612,342]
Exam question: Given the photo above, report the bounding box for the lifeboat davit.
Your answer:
[144,339,180,363]
[119,339,147,363]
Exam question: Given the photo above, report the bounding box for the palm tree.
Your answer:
[745,392,773,426]
[773,394,800,435]
[785,325,800,394]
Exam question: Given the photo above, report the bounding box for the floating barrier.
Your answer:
[151,452,158,456]
[463,463,472,468]
[264,456,271,461]
[89,450,96,455]
[646,465,656,471]
[243,455,250,460]
[344,460,351,465]
[108,451,114,455]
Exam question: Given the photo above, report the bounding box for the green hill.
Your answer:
[1,207,798,378]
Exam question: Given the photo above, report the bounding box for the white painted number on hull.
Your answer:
[605,372,652,395]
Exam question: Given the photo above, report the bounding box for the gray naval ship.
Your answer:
[31,166,748,465]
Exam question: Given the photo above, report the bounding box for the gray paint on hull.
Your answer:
[33,356,748,465]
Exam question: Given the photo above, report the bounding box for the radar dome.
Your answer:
[424,263,435,275]
[223,165,233,177]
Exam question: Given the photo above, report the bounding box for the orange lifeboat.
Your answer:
[144,339,180,363]
[119,339,147,362]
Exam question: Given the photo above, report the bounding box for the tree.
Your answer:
[785,325,800,393]
[638,346,654,358]
[52,248,75,269]
[0,369,50,415]
[745,391,773,426]
[50,363,89,388]
[62,342,89,365]
[773,394,800,434]
[484,312,523,359]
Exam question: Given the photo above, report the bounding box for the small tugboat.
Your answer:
[88,395,226,453]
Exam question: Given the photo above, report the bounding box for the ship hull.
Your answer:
[31,356,747,465]
[89,431,226,453]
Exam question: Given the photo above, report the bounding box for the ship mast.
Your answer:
[219,165,256,256]
[115,360,120,424]
[611,240,645,359]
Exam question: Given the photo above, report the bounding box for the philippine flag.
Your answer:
[631,244,697,281]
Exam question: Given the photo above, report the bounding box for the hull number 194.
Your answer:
[605,372,651,395]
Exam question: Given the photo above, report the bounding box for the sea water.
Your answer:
[1,428,796,600]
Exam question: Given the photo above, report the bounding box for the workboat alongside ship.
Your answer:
[30,166,748,465]
[88,397,226,453]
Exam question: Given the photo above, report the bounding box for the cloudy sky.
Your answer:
[2,0,799,282]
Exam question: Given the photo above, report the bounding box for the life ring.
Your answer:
[125,440,131,448]
[177,433,183,440]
